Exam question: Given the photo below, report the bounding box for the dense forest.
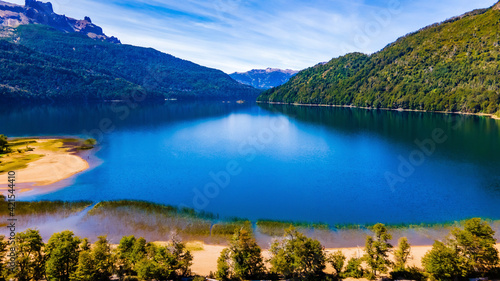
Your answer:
[258,5,500,117]
[0,25,260,101]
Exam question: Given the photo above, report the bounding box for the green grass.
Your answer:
[0,154,43,173]
[185,241,205,252]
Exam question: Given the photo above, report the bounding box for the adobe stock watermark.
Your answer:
[385,114,467,191]
[192,116,289,210]
[340,0,402,53]
[81,90,148,143]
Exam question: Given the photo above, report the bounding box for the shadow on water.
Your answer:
[258,103,500,163]
[0,100,254,137]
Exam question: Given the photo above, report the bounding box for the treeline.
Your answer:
[0,25,260,101]
[0,218,498,281]
[0,230,194,281]
[213,218,500,281]
[258,6,500,117]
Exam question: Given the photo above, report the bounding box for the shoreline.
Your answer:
[257,101,500,120]
[165,241,500,276]
[0,137,96,194]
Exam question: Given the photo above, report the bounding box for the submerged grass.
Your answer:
[0,199,92,216]
[5,199,498,241]
[257,220,330,236]
[212,219,252,237]
[88,200,214,237]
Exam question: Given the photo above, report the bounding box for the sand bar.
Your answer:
[0,138,91,189]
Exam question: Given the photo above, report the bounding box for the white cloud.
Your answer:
[6,0,498,73]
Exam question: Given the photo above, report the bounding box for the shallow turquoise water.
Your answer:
[1,101,499,225]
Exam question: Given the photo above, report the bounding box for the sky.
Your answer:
[8,0,498,73]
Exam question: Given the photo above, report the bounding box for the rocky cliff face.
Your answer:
[0,0,119,43]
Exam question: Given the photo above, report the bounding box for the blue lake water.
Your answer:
[1,101,500,225]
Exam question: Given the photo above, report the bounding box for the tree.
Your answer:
[394,237,411,270]
[344,257,364,278]
[0,135,10,154]
[71,239,93,281]
[165,236,193,277]
[116,235,192,281]
[269,227,326,280]
[422,241,464,281]
[450,218,499,276]
[216,249,231,281]
[13,229,46,281]
[328,250,346,277]
[216,229,265,280]
[115,235,137,278]
[92,236,113,281]
[45,231,81,281]
[0,235,8,281]
[363,223,393,277]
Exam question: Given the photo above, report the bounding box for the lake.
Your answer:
[1,101,499,225]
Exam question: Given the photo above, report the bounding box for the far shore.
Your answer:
[0,137,94,193]
[257,101,500,120]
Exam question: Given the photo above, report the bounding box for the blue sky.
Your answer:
[10,0,498,73]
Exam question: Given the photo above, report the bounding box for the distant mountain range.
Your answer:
[0,0,259,101]
[230,68,299,90]
[259,2,500,117]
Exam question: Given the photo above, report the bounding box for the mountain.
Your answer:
[258,3,500,117]
[229,68,299,89]
[0,0,119,43]
[0,1,259,101]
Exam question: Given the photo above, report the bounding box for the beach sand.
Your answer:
[0,139,90,190]
[190,243,500,276]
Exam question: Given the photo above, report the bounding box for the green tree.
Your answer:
[14,229,46,281]
[450,218,499,276]
[0,235,8,281]
[136,258,160,281]
[394,237,411,270]
[71,239,93,281]
[45,231,81,281]
[328,250,346,277]
[216,229,265,280]
[363,223,393,277]
[165,236,193,277]
[0,135,9,154]
[92,236,113,281]
[115,235,137,279]
[422,241,464,281]
[344,257,364,278]
[269,227,326,280]
[216,249,231,281]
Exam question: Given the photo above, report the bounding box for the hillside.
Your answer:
[258,3,500,117]
[229,68,298,89]
[0,1,259,101]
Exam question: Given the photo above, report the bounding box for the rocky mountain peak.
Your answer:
[493,1,500,10]
[25,0,53,13]
[0,0,120,43]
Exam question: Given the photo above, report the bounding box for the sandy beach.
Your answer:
[190,243,500,276]
[0,138,90,190]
